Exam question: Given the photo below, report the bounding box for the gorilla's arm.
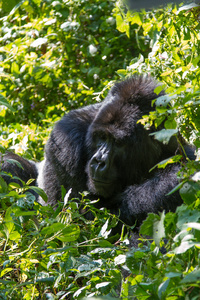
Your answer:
[109,164,182,226]
[42,104,101,205]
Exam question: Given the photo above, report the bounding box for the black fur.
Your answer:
[1,76,195,228]
[0,152,38,187]
[41,76,194,225]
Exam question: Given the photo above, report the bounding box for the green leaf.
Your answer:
[177,3,200,13]
[164,118,177,129]
[41,222,66,235]
[9,182,22,189]
[152,155,182,171]
[116,15,130,37]
[56,225,80,242]
[4,207,14,233]
[179,181,200,205]
[5,0,25,16]
[98,240,113,247]
[0,176,8,192]
[153,211,165,246]
[6,159,23,171]
[9,230,21,241]
[186,222,200,231]
[130,12,142,26]
[0,268,13,277]
[155,95,171,107]
[150,129,178,144]
[14,210,37,217]
[11,62,19,74]
[36,276,55,283]
[174,241,195,254]
[30,186,48,202]
[140,212,165,246]
[96,282,111,289]
[140,213,159,236]
[98,219,111,238]
[0,95,15,112]
[181,269,200,283]
[158,279,170,299]
[154,85,165,95]
[176,206,200,230]
[130,275,144,285]
[165,272,182,278]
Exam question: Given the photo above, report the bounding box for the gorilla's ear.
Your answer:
[110,76,165,112]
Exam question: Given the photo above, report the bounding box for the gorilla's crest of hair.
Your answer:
[110,76,164,107]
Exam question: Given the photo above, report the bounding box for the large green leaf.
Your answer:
[150,129,178,144]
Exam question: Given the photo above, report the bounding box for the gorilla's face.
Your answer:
[85,88,163,199]
[86,131,127,197]
[85,99,144,198]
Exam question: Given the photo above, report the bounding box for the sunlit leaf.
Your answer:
[0,95,15,112]
[152,155,182,170]
[0,268,13,277]
[114,254,126,265]
[30,38,48,48]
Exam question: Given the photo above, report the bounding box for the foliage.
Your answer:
[0,184,127,299]
[0,0,200,299]
[0,0,142,125]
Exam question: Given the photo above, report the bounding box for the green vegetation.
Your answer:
[0,0,200,298]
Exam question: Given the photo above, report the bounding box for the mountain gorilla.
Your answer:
[0,76,195,228]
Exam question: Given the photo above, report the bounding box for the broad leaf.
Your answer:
[150,129,178,144]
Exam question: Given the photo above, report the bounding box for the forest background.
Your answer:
[0,0,200,299]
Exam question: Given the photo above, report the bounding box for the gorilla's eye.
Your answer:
[99,132,107,140]
[93,131,106,141]
[92,131,107,148]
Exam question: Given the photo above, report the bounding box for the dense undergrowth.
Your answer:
[0,0,200,299]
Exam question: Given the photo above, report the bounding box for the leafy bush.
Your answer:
[0,188,125,299]
[0,0,144,125]
[0,0,200,299]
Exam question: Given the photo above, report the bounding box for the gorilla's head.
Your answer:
[85,76,173,198]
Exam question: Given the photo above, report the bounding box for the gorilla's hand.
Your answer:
[110,164,182,226]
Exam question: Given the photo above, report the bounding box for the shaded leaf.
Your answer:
[56,225,80,242]
[30,186,48,202]
[181,269,200,283]
[41,222,65,235]
[150,129,178,144]
[158,279,170,299]
[180,181,200,205]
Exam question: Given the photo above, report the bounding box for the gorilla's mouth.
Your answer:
[93,179,113,186]
[92,179,115,198]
